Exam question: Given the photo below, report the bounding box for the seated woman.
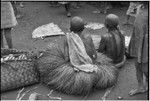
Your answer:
[98,14,126,68]
[37,16,118,95]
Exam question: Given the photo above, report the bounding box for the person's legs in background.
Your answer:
[100,2,112,14]
[65,3,71,17]
[142,62,148,90]
[104,2,112,14]
[50,2,60,7]
[73,2,82,9]
[76,2,82,8]
[129,59,148,95]
[19,2,24,8]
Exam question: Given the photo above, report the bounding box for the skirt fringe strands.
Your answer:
[45,63,95,95]
[37,36,118,95]
[94,53,118,89]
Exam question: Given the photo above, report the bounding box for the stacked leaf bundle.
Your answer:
[1,48,39,92]
[37,35,118,95]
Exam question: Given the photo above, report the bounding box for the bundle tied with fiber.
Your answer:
[37,35,118,95]
[1,48,39,92]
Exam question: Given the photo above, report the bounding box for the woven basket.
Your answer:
[1,48,39,92]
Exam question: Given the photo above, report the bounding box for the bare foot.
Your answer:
[129,87,148,96]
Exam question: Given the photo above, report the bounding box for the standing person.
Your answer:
[65,2,71,17]
[1,2,18,48]
[98,14,126,68]
[59,2,71,17]
[128,4,148,95]
[123,1,143,25]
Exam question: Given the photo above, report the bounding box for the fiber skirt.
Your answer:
[37,36,118,95]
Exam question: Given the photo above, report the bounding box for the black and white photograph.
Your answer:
[1,0,149,100]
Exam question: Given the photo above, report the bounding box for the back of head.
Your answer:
[70,16,85,33]
[105,14,119,30]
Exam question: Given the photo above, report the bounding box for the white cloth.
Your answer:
[1,2,18,29]
[32,23,65,38]
[66,32,98,73]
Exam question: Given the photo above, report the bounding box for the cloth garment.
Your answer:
[126,2,143,17]
[66,32,98,73]
[1,2,18,29]
[128,8,148,63]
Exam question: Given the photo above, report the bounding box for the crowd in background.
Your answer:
[1,1,148,97]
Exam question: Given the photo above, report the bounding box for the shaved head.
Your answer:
[105,14,119,29]
[70,16,85,33]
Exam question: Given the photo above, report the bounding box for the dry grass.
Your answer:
[37,40,118,95]
[94,53,118,89]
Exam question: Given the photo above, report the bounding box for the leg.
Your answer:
[65,3,71,17]
[4,28,13,49]
[19,2,24,8]
[129,61,147,96]
[1,29,4,48]
[103,2,108,14]
[50,2,60,7]
[73,2,81,9]
[142,63,148,90]
[105,2,112,14]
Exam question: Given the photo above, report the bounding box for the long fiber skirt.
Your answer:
[38,49,118,95]
[36,36,118,95]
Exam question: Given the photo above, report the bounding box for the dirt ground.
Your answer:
[1,2,148,100]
